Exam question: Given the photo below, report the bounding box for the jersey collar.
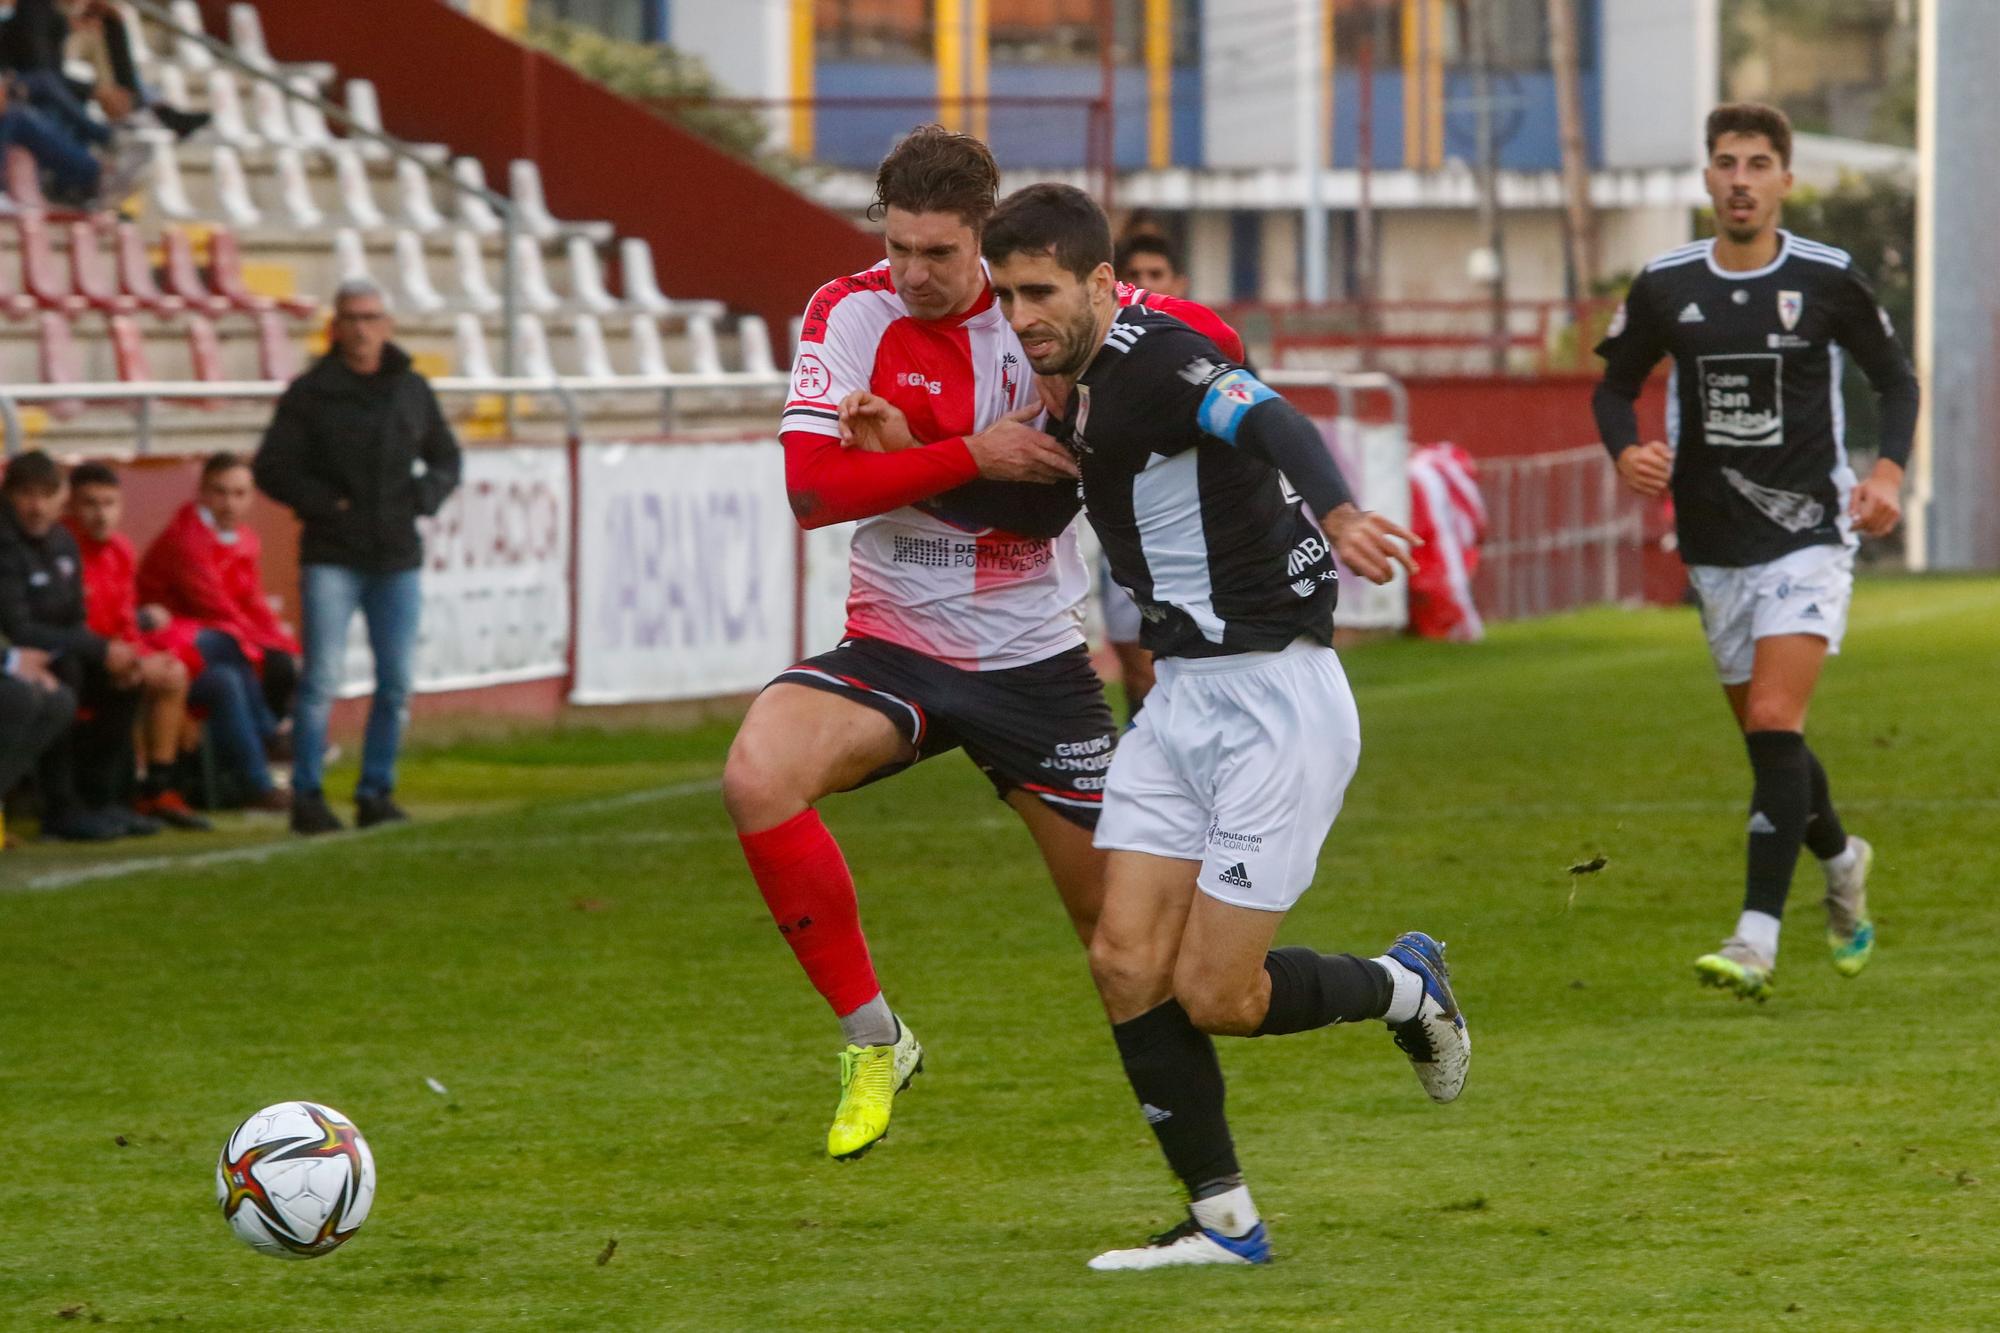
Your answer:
[1704,229,1792,281]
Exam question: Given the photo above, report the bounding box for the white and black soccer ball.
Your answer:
[216,1101,375,1259]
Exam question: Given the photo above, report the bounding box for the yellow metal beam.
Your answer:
[1147,0,1172,170]
[936,0,965,131]
[790,0,815,157]
[970,0,991,143]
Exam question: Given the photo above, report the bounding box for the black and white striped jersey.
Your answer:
[1053,304,1340,660]
[1593,230,1918,568]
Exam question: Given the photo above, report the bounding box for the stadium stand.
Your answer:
[0,0,792,457]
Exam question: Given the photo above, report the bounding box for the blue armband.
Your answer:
[1197,370,1281,444]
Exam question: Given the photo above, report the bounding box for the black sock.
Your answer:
[1255,947,1392,1035]
[1110,1001,1240,1200]
[139,770,166,798]
[1744,730,1811,918]
[1802,745,1849,860]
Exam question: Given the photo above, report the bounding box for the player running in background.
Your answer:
[972,184,1469,1270]
[1592,103,1918,1001]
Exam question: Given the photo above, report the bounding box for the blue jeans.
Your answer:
[15,70,112,149]
[294,565,422,800]
[0,103,99,200]
[191,630,276,796]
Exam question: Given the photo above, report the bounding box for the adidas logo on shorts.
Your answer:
[1218,862,1254,889]
[1801,603,1823,620]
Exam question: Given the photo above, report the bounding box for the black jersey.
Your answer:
[1593,231,1918,567]
[1053,304,1339,660]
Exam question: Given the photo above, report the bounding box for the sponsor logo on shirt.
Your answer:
[897,371,943,395]
[1698,353,1784,448]
[1286,532,1331,576]
[888,534,1054,572]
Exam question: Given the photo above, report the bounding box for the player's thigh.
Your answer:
[1089,849,1201,1023]
[1197,645,1361,911]
[1004,788,1106,947]
[954,644,1119,826]
[722,682,915,827]
[1742,634,1829,732]
[1174,893,1289,1036]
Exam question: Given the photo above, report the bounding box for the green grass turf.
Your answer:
[3,575,1998,1330]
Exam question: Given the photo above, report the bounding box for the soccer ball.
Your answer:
[216,1101,376,1259]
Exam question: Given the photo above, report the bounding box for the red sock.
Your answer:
[738,809,880,1017]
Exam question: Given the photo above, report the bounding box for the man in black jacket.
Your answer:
[0,450,147,840]
[253,278,462,835]
[0,627,77,850]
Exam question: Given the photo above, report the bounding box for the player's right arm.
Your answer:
[1591,273,1675,497]
[779,287,981,529]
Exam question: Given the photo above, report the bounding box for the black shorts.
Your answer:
[772,637,1117,829]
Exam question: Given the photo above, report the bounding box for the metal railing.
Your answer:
[0,373,788,456]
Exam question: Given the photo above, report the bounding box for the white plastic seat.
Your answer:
[116,3,157,78]
[251,78,296,147]
[397,158,446,233]
[511,233,562,314]
[288,76,333,147]
[453,157,501,235]
[616,237,723,319]
[328,142,385,229]
[627,315,670,377]
[205,68,256,148]
[156,64,191,114]
[345,79,388,160]
[507,159,614,243]
[512,314,556,381]
[212,144,263,227]
[228,2,274,70]
[452,230,501,314]
[564,236,619,314]
[453,313,496,379]
[170,0,214,70]
[393,231,447,315]
[686,311,723,376]
[273,146,324,227]
[571,315,615,379]
[333,228,372,284]
[737,315,777,376]
[146,132,197,220]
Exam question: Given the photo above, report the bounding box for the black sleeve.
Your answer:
[1828,266,1919,468]
[253,389,345,522]
[413,383,463,517]
[0,540,103,663]
[1232,397,1354,517]
[1592,271,1670,458]
[924,478,1081,541]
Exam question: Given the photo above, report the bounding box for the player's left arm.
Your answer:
[1829,268,1920,537]
[1198,366,1419,585]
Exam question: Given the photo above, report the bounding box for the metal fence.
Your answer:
[1474,444,1647,620]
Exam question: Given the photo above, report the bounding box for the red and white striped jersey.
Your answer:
[782,260,1088,671]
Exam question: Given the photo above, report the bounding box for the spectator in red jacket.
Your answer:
[62,461,209,830]
[135,453,299,811]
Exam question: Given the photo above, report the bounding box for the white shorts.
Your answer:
[1687,543,1854,686]
[1093,637,1361,912]
[1098,552,1144,645]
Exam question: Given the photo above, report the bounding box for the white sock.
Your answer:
[1734,910,1781,961]
[838,993,898,1048]
[1372,955,1424,1024]
[1190,1184,1260,1239]
[1823,840,1859,875]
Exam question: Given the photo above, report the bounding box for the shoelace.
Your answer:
[1390,1020,1436,1062]
[838,1047,895,1112]
[1148,1216,1203,1248]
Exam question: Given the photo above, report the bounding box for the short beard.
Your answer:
[1044,310,1100,380]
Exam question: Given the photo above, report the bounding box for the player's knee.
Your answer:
[1088,928,1169,1010]
[1742,699,1802,734]
[1176,977,1262,1036]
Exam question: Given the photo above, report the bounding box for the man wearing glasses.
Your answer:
[254,278,462,835]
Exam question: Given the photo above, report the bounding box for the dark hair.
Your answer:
[202,451,250,483]
[1115,233,1181,279]
[68,460,120,491]
[1705,102,1793,168]
[2,450,63,495]
[981,183,1113,282]
[870,124,1001,229]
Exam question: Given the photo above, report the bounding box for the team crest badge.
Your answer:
[1778,290,1803,331]
[1070,385,1092,454]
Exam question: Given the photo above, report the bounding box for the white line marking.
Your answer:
[11,777,724,894]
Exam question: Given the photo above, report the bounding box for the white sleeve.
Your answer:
[779,286,879,439]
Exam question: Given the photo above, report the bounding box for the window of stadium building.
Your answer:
[535,0,648,43]
[1334,0,1588,73]
[815,1,1195,66]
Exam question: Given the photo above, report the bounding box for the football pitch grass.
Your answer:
[4,575,1998,1330]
